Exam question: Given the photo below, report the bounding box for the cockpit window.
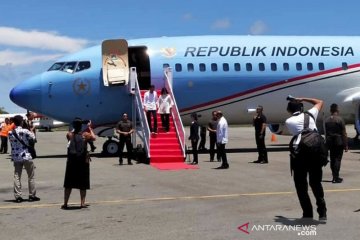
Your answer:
[61,62,77,73]
[75,61,91,72]
[48,62,65,71]
[47,61,91,73]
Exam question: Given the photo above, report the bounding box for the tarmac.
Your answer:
[0,126,359,240]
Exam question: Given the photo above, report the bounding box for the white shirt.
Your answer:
[285,107,319,146]
[144,91,158,111]
[8,126,36,162]
[217,116,228,144]
[157,94,173,114]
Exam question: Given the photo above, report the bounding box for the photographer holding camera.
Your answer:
[285,96,327,221]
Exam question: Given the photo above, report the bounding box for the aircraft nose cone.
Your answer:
[9,75,42,112]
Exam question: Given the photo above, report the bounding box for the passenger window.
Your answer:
[187,63,194,72]
[283,63,289,71]
[199,63,206,72]
[48,62,65,71]
[246,63,252,71]
[259,63,265,71]
[319,63,325,70]
[307,63,313,71]
[271,63,277,71]
[296,63,302,71]
[61,62,77,73]
[223,63,229,72]
[163,63,170,69]
[234,63,241,71]
[342,62,348,70]
[211,63,218,72]
[175,63,182,72]
[75,61,91,72]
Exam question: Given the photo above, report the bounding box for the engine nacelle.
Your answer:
[268,123,290,135]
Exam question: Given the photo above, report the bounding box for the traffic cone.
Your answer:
[271,134,277,142]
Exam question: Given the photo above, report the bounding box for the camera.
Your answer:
[286,95,296,101]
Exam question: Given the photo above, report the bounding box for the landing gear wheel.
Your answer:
[102,139,119,156]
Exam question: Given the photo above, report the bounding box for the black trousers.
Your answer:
[209,134,218,160]
[160,114,170,132]
[293,159,326,218]
[255,133,268,162]
[119,136,133,163]
[146,110,157,133]
[217,143,228,167]
[329,146,344,179]
[0,136,8,153]
[199,127,206,149]
[191,139,199,163]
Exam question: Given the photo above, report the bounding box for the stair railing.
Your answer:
[163,67,186,159]
[130,67,151,158]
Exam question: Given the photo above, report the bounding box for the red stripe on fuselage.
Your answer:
[180,63,360,112]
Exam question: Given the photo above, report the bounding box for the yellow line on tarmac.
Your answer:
[1,188,360,210]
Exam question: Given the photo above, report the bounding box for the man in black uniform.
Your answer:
[253,105,268,164]
[116,113,134,165]
[207,111,219,161]
[325,103,348,183]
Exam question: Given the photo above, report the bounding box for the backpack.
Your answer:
[290,112,329,167]
[68,133,86,157]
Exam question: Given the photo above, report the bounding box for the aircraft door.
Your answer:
[102,39,129,86]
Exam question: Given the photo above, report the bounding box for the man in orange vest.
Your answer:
[1,118,15,154]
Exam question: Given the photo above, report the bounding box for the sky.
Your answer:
[1,0,360,113]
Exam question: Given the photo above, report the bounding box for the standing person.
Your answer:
[116,113,134,165]
[207,111,219,162]
[144,85,158,134]
[0,118,12,154]
[325,103,348,184]
[24,112,36,135]
[8,115,40,203]
[62,118,96,209]
[285,97,327,220]
[188,113,199,164]
[216,111,229,169]
[157,87,173,133]
[198,126,207,150]
[252,105,268,164]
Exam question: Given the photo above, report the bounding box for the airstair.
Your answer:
[130,67,197,170]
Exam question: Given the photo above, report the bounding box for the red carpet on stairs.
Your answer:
[141,90,198,170]
[149,115,198,170]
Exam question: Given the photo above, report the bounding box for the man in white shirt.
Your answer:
[143,85,158,133]
[216,111,229,169]
[285,97,327,221]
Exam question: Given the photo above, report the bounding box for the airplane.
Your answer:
[0,112,66,131]
[8,35,360,157]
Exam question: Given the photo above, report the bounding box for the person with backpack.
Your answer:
[325,103,348,184]
[285,96,327,221]
[62,118,96,209]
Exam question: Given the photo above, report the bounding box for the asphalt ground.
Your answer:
[0,126,359,240]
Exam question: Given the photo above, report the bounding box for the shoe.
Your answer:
[191,162,198,165]
[29,196,40,202]
[128,162,133,165]
[332,177,343,183]
[319,213,327,221]
[215,165,229,169]
[253,160,262,163]
[119,159,123,165]
[61,204,69,210]
[259,161,268,164]
[210,159,214,162]
[15,197,23,203]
